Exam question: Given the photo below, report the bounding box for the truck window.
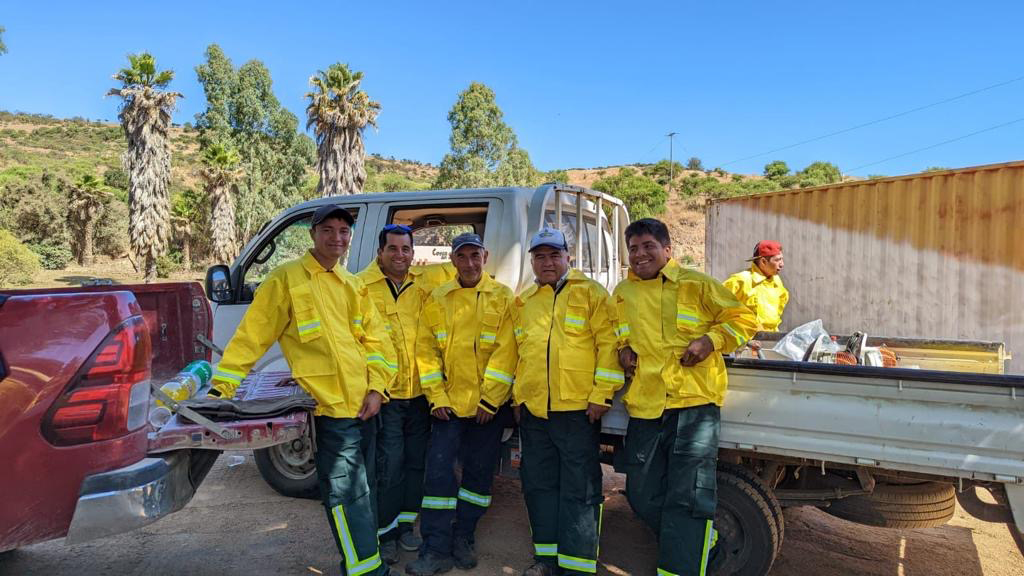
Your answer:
[239,208,360,302]
[544,211,609,273]
[387,203,488,266]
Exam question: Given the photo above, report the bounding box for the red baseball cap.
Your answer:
[749,240,782,260]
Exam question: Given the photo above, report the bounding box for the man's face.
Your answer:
[310,217,351,262]
[531,245,570,286]
[378,232,413,279]
[452,245,488,286]
[627,233,672,280]
[757,253,784,277]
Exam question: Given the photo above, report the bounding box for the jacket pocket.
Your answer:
[290,283,323,343]
[558,366,593,401]
[479,310,501,349]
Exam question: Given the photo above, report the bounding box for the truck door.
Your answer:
[210,203,367,368]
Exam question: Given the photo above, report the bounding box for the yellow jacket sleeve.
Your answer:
[358,285,397,398]
[211,274,290,398]
[778,286,790,325]
[722,273,750,304]
[481,304,517,413]
[416,297,451,411]
[588,289,626,406]
[702,279,759,354]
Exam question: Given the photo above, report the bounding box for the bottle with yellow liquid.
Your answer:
[149,360,214,428]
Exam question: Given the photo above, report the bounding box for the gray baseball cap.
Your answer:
[451,232,485,253]
[529,227,568,252]
[310,204,355,227]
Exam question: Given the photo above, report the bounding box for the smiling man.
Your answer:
[485,227,622,576]
[210,204,398,576]
[358,224,442,564]
[408,232,515,576]
[613,218,756,576]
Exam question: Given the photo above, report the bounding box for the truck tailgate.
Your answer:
[148,371,309,453]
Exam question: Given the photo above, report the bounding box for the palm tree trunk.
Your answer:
[181,235,192,271]
[82,219,95,267]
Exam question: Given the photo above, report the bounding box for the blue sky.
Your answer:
[1,1,1022,176]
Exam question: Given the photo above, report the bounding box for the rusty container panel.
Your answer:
[706,161,1024,374]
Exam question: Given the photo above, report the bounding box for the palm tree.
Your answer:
[305,63,380,197]
[171,216,193,271]
[67,174,111,266]
[199,142,241,264]
[108,52,181,282]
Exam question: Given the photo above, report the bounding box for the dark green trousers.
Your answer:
[622,404,719,576]
[375,395,431,540]
[520,408,603,574]
[315,416,387,576]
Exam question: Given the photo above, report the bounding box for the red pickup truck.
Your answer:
[0,283,308,553]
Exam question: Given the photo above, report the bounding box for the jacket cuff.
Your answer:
[587,389,614,407]
[705,332,725,351]
[478,398,499,415]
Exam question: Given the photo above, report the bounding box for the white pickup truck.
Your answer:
[204,184,1024,576]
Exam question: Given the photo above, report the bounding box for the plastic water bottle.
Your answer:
[227,454,246,467]
[155,360,213,407]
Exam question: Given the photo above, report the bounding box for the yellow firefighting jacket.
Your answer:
[415,272,515,418]
[357,262,454,399]
[613,259,757,418]
[723,265,789,332]
[212,251,397,418]
[485,269,623,419]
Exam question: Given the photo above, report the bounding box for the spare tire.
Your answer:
[824,481,955,529]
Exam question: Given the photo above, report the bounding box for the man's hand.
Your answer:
[357,390,384,421]
[432,407,451,421]
[586,402,610,423]
[618,346,638,380]
[475,407,495,425]
[680,335,715,367]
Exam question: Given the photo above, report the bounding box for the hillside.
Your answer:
[0,111,759,285]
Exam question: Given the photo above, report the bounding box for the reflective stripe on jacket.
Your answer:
[212,250,396,418]
[613,259,757,418]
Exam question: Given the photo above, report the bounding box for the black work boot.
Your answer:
[523,561,560,575]
[405,551,454,575]
[452,537,477,570]
[380,539,400,565]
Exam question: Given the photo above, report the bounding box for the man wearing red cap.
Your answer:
[724,241,789,332]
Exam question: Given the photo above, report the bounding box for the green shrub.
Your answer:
[29,239,73,270]
[0,229,42,286]
[156,250,183,278]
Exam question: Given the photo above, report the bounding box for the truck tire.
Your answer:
[254,433,320,500]
[709,470,779,576]
[717,462,785,553]
[824,481,955,529]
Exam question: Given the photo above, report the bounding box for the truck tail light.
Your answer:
[43,316,152,446]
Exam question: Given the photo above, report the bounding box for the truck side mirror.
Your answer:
[205,265,233,304]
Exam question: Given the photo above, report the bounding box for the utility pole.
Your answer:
[667,132,678,196]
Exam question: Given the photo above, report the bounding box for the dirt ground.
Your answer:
[2,457,1021,576]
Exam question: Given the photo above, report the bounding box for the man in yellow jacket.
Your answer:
[485,228,623,576]
[407,233,515,576]
[358,225,451,564]
[211,205,397,576]
[614,219,757,576]
[723,240,789,332]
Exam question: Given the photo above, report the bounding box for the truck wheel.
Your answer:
[824,481,955,529]
[708,471,779,576]
[717,462,785,553]
[254,433,319,500]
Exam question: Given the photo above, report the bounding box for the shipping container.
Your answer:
[705,160,1024,374]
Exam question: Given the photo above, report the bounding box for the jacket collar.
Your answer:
[437,271,497,297]
[521,268,587,299]
[748,264,777,286]
[301,250,347,280]
[627,258,684,282]
[358,260,422,285]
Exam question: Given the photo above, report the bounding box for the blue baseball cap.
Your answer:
[529,227,568,252]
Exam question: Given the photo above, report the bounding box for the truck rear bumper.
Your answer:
[65,451,194,544]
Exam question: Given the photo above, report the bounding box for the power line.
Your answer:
[719,74,1024,168]
[846,117,1024,173]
